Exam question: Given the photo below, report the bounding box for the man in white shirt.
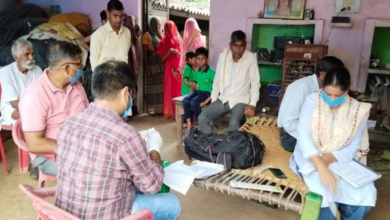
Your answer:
[90,0,131,71]
[277,56,344,152]
[0,39,42,126]
[198,30,260,133]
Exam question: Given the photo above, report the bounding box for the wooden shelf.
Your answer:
[368,68,390,75]
[258,60,282,66]
[331,23,352,28]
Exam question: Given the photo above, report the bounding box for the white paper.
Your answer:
[367,120,377,129]
[163,160,225,195]
[163,161,197,195]
[189,161,224,179]
[329,160,381,188]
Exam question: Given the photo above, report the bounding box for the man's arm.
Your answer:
[211,56,222,102]
[90,30,104,71]
[19,92,53,153]
[120,132,164,194]
[0,69,19,106]
[248,53,260,107]
[10,100,19,109]
[277,84,308,138]
[24,131,56,154]
[79,35,91,51]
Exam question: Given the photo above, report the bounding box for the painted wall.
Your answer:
[22,0,142,30]
[209,0,390,91]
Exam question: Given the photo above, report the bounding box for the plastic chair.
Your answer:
[0,133,10,174]
[12,119,57,187]
[19,184,154,220]
[38,171,57,188]
[0,82,13,174]
[12,119,30,173]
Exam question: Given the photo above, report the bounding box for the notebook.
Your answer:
[329,159,381,188]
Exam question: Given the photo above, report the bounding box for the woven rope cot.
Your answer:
[192,116,309,213]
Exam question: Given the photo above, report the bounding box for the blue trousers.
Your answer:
[183,91,210,121]
[319,203,371,220]
[131,192,181,220]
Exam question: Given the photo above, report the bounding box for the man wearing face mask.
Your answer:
[90,0,131,71]
[0,39,42,126]
[19,41,89,177]
[54,60,181,220]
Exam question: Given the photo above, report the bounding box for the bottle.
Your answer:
[262,107,270,113]
[300,192,323,220]
[160,160,170,193]
[300,35,305,44]
[310,8,315,20]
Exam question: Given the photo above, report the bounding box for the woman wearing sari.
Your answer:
[157,21,182,118]
[290,67,376,220]
[143,16,164,116]
[179,18,207,71]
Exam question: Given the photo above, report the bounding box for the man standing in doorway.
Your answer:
[90,0,131,71]
[198,30,260,133]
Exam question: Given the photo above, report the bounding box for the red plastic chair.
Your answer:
[0,83,12,174]
[12,119,57,187]
[12,119,30,173]
[0,131,10,174]
[19,184,153,220]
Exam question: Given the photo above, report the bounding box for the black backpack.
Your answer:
[184,127,266,170]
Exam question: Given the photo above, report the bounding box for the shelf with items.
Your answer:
[258,60,282,66]
[331,22,353,28]
[247,18,324,86]
[368,68,390,75]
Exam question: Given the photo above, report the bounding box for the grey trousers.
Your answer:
[31,156,57,176]
[198,99,246,134]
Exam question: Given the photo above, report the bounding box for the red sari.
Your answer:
[157,21,183,118]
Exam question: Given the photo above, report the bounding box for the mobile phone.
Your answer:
[269,168,287,179]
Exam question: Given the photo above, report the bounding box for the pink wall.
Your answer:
[209,0,390,91]
[22,0,142,30]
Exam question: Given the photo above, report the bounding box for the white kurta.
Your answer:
[277,74,319,138]
[0,62,42,125]
[289,93,377,208]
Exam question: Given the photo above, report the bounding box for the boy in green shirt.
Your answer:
[181,51,197,95]
[183,47,215,132]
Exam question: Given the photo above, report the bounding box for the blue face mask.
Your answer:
[122,92,133,118]
[69,66,83,84]
[321,92,346,107]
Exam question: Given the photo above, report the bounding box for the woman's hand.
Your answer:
[170,48,180,56]
[318,164,338,193]
[311,155,338,193]
[322,154,337,166]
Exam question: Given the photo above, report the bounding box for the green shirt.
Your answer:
[194,65,215,93]
[181,64,194,95]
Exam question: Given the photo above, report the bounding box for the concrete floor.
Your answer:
[0,115,389,220]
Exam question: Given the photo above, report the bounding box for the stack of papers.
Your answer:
[163,160,224,195]
[329,159,382,188]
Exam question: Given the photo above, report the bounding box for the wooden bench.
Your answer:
[173,95,235,146]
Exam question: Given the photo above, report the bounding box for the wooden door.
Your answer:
[145,0,169,31]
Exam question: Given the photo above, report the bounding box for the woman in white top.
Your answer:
[290,67,376,220]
